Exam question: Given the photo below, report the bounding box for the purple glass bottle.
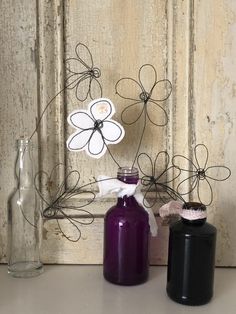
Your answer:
[103,167,150,285]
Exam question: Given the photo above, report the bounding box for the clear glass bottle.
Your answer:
[103,167,150,285]
[8,138,43,278]
[167,202,216,305]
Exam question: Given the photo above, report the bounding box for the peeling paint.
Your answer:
[43,227,49,240]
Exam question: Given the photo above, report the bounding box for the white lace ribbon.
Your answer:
[159,201,207,220]
[97,175,158,236]
[181,209,207,220]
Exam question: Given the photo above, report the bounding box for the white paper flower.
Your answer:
[67,98,125,158]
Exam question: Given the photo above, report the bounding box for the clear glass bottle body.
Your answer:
[8,138,43,278]
[103,167,150,285]
[167,202,216,305]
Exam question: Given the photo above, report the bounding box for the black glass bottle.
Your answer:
[167,202,216,305]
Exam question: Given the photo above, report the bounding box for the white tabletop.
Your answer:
[0,265,235,314]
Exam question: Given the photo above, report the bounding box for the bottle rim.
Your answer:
[183,202,206,212]
[117,167,139,177]
[17,136,30,146]
[16,137,32,151]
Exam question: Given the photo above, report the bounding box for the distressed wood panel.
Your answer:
[41,217,168,265]
[1,0,236,267]
[64,0,169,182]
[39,0,192,265]
[38,0,65,184]
[166,0,193,193]
[58,0,173,265]
[192,0,236,266]
[0,0,38,262]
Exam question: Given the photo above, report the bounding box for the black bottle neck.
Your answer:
[181,202,207,225]
[181,217,206,225]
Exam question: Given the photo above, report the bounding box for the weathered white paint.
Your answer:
[37,0,65,187]
[41,216,169,265]
[0,0,235,266]
[64,0,169,182]
[0,0,38,262]
[192,0,236,266]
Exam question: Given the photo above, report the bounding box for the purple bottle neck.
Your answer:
[117,167,139,184]
[117,167,139,205]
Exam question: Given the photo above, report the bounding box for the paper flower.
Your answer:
[137,151,181,207]
[115,64,172,126]
[67,98,125,158]
[172,144,231,205]
[65,43,102,101]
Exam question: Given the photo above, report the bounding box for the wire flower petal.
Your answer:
[150,79,172,102]
[66,57,87,75]
[87,131,105,157]
[115,78,142,101]
[194,144,209,170]
[172,154,198,172]
[121,101,145,125]
[89,78,103,100]
[137,153,154,177]
[75,75,92,102]
[56,218,82,242]
[177,174,199,195]
[138,64,157,94]
[67,129,93,151]
[68,111,94,130]
[153,151,170,179]
[75,42,94,69]
[65,73,81,90]
[146,100,168,126]
[205,166,231,181]
[143,183,158,208]
[102,121,124,143]
[197,178,213,206]
[89,98,114,121]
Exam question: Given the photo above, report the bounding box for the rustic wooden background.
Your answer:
[0,0,235,266]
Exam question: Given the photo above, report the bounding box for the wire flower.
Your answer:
[115,64,172,126]
[137,151,181,208]
[67,98,125,159]
[34,164,95,242]
[65,43,102,101]
[172,144,231,206]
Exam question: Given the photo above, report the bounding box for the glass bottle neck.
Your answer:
[15,139,34,189]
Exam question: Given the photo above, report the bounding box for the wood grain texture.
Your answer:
[64,0,169,182]
[0,0,38,262]
[0,0,235,266]
[37,0,65,187]
[166,0,193,193]
[192,0,236,266]
[41,216,168,265]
